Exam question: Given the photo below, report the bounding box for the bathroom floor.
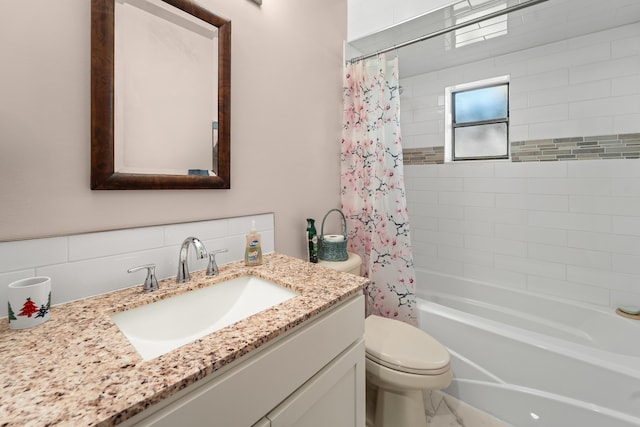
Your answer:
[425,390,511,427]
[366,388,510,427]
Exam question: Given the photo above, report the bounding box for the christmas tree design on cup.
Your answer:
[8,293,51,323]
[7,277,52,330]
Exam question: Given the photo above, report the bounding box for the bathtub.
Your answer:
[415,269,640,426]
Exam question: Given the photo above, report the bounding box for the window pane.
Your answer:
[454,85,508,123]
[454,123,508,159]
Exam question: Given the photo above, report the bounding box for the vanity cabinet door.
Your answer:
[267,339,365,427]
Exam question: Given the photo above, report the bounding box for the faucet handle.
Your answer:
[128,264,159,292]
[207,249,229,276]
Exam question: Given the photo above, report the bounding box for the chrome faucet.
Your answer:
[177,237,208,283]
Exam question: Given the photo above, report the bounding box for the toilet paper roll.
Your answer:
[7,276,51,330]
[323,235,345,243]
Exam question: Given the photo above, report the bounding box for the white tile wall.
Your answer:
[400,22,640,147]
[405,161,640,308]
[399,22,640,309]
[0,214,275,318]
[462,264,527,289]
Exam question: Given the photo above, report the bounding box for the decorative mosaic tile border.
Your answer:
[403,146,444,165]
[402,133,640,165]
[510,133,640,162]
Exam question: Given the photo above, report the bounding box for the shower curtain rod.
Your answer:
[347,0,550,64]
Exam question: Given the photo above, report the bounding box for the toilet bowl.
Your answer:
[364,315,452,427]
[319,252,451,427]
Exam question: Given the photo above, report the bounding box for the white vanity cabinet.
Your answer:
[122,294,365,427]
[257,338,364,427]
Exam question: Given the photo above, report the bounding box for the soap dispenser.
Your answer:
[244,221,263,266]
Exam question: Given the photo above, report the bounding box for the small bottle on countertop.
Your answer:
[244,221,263,266]
[306,218,318,263]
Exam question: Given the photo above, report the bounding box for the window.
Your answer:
[445,76,509,162]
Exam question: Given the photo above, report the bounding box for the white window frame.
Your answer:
[444,75,510,162]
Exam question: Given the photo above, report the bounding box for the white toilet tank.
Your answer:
[318,252,362,276]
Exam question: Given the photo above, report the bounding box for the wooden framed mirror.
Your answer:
[91,0,231,190]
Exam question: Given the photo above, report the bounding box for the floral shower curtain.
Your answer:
[341,54,417,325]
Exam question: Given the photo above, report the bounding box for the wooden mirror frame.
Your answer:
[91,0,231,190]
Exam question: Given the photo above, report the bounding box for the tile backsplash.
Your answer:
[0,214,274,318]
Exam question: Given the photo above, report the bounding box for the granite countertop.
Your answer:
[0,253,367,427]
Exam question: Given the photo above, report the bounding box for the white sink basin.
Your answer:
[110,275,298,360]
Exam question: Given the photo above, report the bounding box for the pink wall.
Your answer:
[0,0,347,259]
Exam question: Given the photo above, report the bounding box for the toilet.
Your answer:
[317,251,362,275]
[319,252,452,427]
[364,315,452,427]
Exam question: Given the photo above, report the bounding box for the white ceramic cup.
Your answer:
[7,276,52,330]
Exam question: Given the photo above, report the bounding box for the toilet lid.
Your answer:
[364,315,450,375]
[318,252,362,273]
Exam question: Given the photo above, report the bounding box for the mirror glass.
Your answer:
[91,0,231,189]
[115,0,218,176]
